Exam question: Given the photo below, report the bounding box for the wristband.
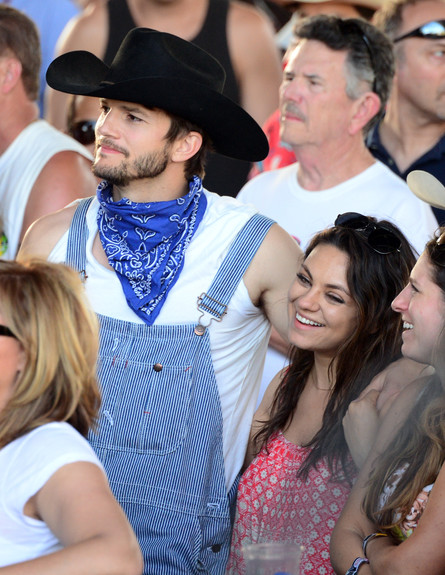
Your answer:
[362,532,388,557]
[345,557,369,575]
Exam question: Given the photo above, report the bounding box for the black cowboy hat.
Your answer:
[46,27,269,162]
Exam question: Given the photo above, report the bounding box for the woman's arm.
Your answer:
[331,378,426,574]
[363,460,445,574]
[0,461,143,575]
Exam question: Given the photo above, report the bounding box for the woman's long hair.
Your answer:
[364,230,445,529]
[0,260,100,448]
[254,221,416,484]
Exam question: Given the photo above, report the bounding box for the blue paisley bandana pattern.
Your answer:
[97,176,207,325]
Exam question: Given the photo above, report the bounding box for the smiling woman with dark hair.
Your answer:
[227,214,416,575]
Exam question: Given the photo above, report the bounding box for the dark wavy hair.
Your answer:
[364,229,445,531]
[254,219,416,484]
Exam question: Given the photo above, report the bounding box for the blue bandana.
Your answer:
[97,176,207,325]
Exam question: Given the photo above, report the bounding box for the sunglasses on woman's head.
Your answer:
[394,20,445,43]
[69,120,96,146]
[0,325,17,339]
[429,230,445,267]
[335,212,401,255]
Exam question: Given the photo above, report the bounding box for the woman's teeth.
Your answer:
[296,312,324,327]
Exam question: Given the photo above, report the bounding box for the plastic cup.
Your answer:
[242,542,303,575]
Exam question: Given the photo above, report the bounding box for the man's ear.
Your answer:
[171,131,203,163]
[0,57,23,94]
[348,91,381,136]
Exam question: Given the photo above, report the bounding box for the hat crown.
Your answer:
[102,28,226,93]
[45,27,268,161]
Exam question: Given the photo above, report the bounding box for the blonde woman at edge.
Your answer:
[0,260,142,574]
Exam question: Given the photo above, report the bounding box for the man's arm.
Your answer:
[228,1,282,126]
[18,204,78,262]
[20,152,96,249]
[244,222,303,340]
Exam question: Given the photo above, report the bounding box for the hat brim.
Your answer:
[407,170,445,210]
[46,51,269,162]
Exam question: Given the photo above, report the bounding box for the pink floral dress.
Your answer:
[226,432,356,575]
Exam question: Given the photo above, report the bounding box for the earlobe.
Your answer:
[171,131,203,163]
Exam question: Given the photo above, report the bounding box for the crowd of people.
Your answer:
[1,1,445,574]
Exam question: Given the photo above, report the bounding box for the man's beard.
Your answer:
[93,144,171,187]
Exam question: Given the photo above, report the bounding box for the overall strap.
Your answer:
[197,213,274,323]
[65,197,94,281]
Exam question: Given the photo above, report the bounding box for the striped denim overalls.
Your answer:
[65,198,274,574]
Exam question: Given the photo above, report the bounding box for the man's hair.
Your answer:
[0,5,41,102]
[164,113,213,181]
[293,15,395,132]
[373,0,443,39]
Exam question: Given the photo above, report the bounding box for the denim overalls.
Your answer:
[65,198,274,574]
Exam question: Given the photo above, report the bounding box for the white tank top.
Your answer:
[0,120,93,259]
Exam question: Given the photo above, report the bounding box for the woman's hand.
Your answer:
[343,388,380,469]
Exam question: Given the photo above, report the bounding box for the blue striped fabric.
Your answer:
[65,199,274,574]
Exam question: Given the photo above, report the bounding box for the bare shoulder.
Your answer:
[228,0,277,33]
[18,204,79,262]
[21,152,96,240]
[56,0,108,57]
[34,151,96,198]
[227,0,280,57]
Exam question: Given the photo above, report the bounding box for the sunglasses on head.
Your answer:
[429,230,445,267]
[0,325,17,339]
[394,20,445,43]
[69,120,96,146]
[335,212,402,255]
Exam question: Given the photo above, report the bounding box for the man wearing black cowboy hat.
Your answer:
[19,27,301,574]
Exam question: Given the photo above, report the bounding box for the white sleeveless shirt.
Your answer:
[0,120,93,259]
[49,191,271,488]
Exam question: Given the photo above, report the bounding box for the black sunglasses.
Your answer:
[0,325,17,339]
[394,20,445,43]
[69,120,96,146]
[335,212,402,254]
[338,19,377,93]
